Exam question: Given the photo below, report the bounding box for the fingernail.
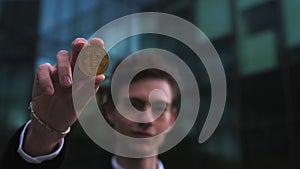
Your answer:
[63,76,72,86]
[46,87,54,94]
[95,75,105,85]
[78,39,85,43]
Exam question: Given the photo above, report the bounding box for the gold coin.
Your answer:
[78,45,109,76]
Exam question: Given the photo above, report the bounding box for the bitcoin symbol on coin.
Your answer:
[78,45,109,76]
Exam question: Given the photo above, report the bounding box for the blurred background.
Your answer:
[0,0,299,168]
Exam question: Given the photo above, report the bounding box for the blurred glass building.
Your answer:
[0,0,299,169]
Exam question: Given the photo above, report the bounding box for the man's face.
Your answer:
[107,78,176,154]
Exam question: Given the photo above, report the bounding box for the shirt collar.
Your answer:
[111,156,165,169]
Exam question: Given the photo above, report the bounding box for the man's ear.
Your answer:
[103,106,115,127]
[164,107,177,134]
[170,107,177,125]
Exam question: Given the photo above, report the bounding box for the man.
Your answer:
[2,37,179,169]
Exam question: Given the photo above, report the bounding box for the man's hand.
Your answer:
[23,38,105,156]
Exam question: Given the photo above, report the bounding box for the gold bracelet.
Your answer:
[28,101,71,135]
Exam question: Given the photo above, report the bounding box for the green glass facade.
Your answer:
[1,0,299,168]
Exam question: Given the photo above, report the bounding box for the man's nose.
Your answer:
[137,109,155,129]
[135,108,155,124]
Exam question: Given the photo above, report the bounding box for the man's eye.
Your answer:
[151,103,167,113]
[131,100,146,111]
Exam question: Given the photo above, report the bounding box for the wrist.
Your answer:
[29,101,71,135]
[23,120,65,157]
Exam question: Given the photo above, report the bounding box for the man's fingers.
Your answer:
[95,74,106,87]
[90,38,105,47]
[57,50,72,88]
[71,38,88,67]
[95,74,106,92]
[73,74,105,94]
[36,63,54,95]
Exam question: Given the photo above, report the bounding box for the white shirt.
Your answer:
[17,120,64,164]
[17,121,165,169]
[111,156,165,169]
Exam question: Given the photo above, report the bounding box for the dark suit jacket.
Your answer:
[1,126,169,169]
[1,126,67,169]
[1,126,113,169]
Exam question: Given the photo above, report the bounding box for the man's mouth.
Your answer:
[131,131,154,138]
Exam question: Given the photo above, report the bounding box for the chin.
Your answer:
[115,137,164,157]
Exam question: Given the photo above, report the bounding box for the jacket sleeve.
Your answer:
[1,126,67,169]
